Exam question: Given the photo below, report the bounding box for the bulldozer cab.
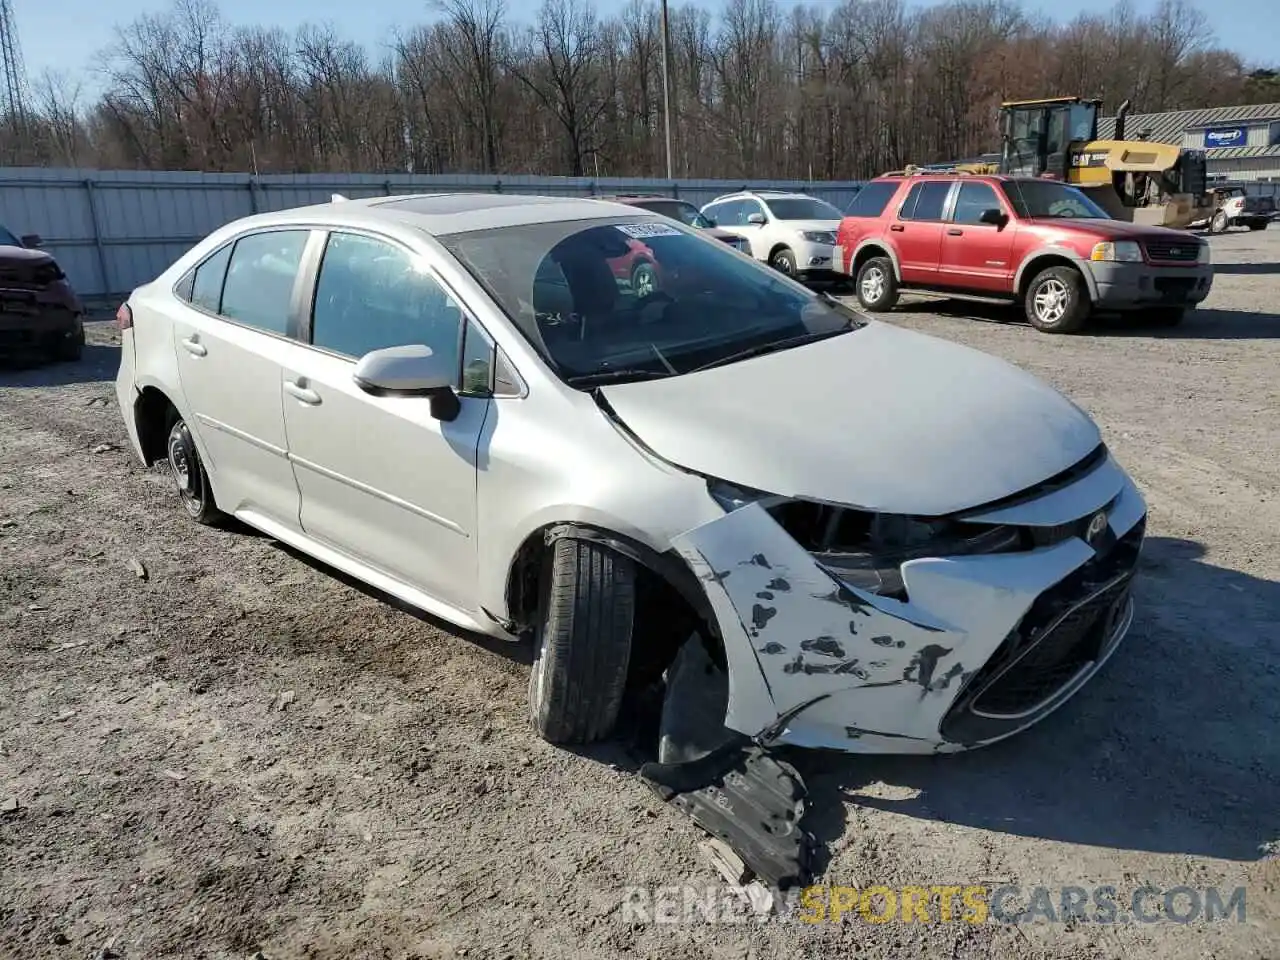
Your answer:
[998,97,1100,179]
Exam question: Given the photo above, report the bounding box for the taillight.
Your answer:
[116,303,133,330]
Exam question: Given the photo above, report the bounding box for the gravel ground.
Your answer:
[2,227,1277,959]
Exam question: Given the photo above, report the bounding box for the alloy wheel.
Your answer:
[1033,278,1069,325]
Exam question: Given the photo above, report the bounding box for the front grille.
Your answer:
[1142,240,1200,263]
[971,576,1132,716]
[939,516,1145,745]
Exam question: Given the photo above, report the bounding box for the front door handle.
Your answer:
[947,229,964,236]
[284,379,322,405]
[181,337,207,357]
[889,224,905,232]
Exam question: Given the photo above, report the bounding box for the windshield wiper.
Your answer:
[690,326,850,373]
[565,368,674,387]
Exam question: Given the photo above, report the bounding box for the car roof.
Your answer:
[234,193,660,237]
[707,190,814,202]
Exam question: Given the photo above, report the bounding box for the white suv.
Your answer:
[700,191,843,280]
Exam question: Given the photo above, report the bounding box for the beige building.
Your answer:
[1098,102,1280,183]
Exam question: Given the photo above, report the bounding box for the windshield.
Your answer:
[1007,180,1111,219]
[763,197,842,221]
[437,216,862,386]
[0,224,22,247]
[631,199,712,229]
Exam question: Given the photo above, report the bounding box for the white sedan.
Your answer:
[115,192,1146,754]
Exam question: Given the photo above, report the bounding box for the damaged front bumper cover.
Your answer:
[671,450,1147,755]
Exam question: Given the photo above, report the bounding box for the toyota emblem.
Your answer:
[1085,511,1108,544]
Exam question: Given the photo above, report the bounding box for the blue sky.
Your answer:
[16,0,1277,103]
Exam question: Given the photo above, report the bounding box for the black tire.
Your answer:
[1249,221,1268,231]
[855,256,900,312]
[630,260,660,298]
[1210,210,1229,234]
[50,325,83,363]
[1023,266,1090,334]
[769,247,798,276]
[1141,306,1186,327]
[165,412,224,525]
[529,537,635,744]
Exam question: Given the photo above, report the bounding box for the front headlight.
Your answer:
[1090,240,1143,262]
[802,231,837,244]
[1196,242,1212,265]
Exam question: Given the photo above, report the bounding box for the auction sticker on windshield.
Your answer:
[616,222,683,239]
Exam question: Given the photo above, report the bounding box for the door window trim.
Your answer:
[171,224,316,343]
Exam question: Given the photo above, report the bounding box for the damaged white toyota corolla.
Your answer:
[115,193,1146,757]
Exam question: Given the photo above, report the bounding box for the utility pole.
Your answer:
[659,0,674,179]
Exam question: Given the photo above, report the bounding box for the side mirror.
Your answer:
[353,344,460,421]
[978,208,1006,226]
[20,233,42,248]
[746,212,766,225]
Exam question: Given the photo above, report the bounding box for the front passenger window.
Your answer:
[311,232,463,376]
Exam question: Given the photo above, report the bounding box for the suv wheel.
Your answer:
[855,257,900,312]
[528,537,635,744]
[1024,266,1090,334]
[769,247,797,276]
[166,414,224,525]
[630,261,659,298]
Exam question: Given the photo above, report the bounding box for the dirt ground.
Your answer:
[2,227,1278,960]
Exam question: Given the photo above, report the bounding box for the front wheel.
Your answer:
[528,537,635,744]
[1024,266,1090,333]
[630,261,659,298]
[769,247,797,276]
[51,325,84,362]
[855,256,900,312]
[166,415,224,525]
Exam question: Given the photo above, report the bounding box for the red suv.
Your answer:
[834,174,1213,333]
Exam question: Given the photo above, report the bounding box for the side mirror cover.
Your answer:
[746,212,766,225]
[352,344,460,421]
[20,234,42,248]
[978,208,1007,226]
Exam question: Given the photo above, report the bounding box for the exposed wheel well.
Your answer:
[852,245,893,276]
[1018,256,1084,300]
[135,386,180,466]
[504,524,720,688]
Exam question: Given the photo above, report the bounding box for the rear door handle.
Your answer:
[180,337,207,357]
[284,379,322,406]
[947,229,964,236]
[889,224,905,232]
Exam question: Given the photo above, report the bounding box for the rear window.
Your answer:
[845,182,899,218]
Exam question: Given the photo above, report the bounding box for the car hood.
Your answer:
[780,219,841,234]
[599,321,1102,516]
[1025,218,1203,242]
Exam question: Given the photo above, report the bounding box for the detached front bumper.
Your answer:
[672,451,1147,754]
[1087,261,1212,310]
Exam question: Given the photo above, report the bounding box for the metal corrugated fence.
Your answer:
[0,167,868,307]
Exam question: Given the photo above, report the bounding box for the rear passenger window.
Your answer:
[845,182,899,217]
[311,231,463,373]
[899,182,951,222]
[220,230,309,335]
[190,243,232,313]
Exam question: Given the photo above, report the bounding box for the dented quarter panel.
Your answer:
[673,469,1147,753]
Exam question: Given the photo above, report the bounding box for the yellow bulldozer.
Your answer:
[909,96,1213,229]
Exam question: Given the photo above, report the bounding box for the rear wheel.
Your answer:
[855,256,900,312]
[1249,221,1268,231]
[165,413,224,525]
[1024,266,1090,334]
[528,537,635,744]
